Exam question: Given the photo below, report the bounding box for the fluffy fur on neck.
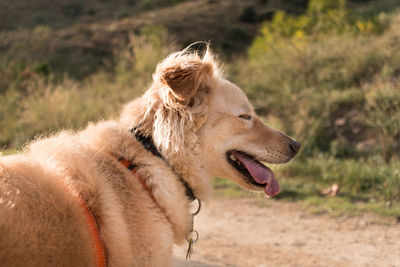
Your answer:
[119,46,222,200]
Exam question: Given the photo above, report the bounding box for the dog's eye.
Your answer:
[238,114,251,120]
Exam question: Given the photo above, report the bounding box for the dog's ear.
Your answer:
[160,60,214,102]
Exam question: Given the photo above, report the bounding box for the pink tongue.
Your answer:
[232,152,280,197]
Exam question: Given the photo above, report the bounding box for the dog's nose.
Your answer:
[289,140,301,155]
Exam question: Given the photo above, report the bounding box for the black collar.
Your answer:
[131,127,197,201]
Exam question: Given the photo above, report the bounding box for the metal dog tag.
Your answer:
[186,237,194,260]
[185,230,199,260]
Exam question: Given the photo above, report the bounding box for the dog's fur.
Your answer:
[0,46,298,266]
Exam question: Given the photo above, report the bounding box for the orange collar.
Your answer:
[118,157,170,221]
[64,183,106,267]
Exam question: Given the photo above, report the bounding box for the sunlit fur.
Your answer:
[0,45,297,266]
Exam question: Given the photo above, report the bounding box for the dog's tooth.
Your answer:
[229,154,236,161]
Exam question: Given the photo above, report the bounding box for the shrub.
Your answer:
[236,6,400,160]
[33,62,51,76]
[250,0,388,57]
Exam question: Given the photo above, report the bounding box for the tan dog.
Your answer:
[0,45,300,267]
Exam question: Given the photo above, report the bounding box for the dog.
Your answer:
[0,45,300,266]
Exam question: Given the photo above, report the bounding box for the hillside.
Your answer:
[1,0,308,79]
[1,0,395,79]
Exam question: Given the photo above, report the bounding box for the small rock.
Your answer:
[321,183,340,197]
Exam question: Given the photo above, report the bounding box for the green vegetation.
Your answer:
[213,176,400,217]
[1,0,399,216]
[0,28,170,148]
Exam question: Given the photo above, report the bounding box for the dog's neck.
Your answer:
[130,126,196,201]
[82,121,195,242]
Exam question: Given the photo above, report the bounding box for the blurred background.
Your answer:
[1,0,399,221]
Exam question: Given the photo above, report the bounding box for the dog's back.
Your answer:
[0,153,95,267]
[0,122,178,267]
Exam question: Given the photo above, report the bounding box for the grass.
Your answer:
[303,196,400,217]
[213,178,255,198]
[277,173,400,218]
[282,155,400,203]
[213,174,400,218]
[0,30,172,149]
[0,149,18,156]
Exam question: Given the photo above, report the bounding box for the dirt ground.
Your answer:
[173,198,400,267]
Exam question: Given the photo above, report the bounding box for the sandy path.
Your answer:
[173,198,400,267]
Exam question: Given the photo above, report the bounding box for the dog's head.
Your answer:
[120,45,300,197]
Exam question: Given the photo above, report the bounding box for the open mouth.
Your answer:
[226,150,280,197]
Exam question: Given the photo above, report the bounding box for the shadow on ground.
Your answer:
[173,258,220,267]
